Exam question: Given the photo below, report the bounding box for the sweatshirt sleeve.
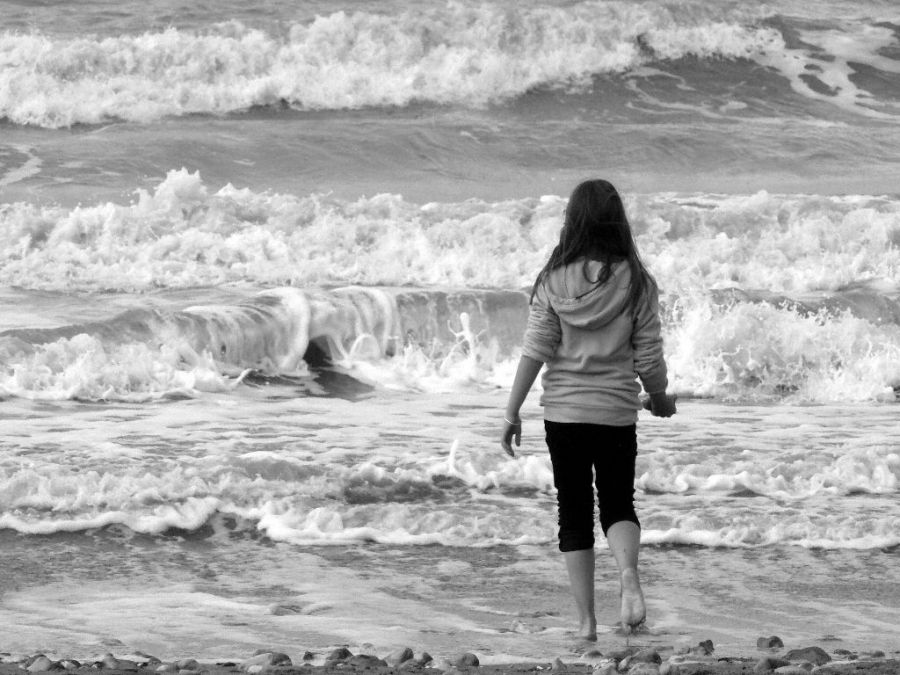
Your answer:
[632,281,668,394]
[521,283,561,363]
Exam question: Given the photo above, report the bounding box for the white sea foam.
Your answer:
[2,170,898,295]
[0,2,786,127]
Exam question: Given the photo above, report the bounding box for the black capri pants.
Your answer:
[545,420,640,552]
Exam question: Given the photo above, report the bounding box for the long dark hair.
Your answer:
[531,179,653,314]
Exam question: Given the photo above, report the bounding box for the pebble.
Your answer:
[625,664,659,675]
[385,648,415,667]
[59,661,81,671]
[631,650,661,666]
[176,660,201,671]
[783,648,830,666]
[26,656,58,673]
[593,665,616,675]
[416,652,433,666]
[551,658,566,672]
[453,653,479,668]
[755,656,790,672]
[302,652,316,662]
[156,664,178,672]
[693,641,715,656]
[327,649,353,663]
[607,648,638,663]
[347,655,387,669]
[773,667,811,675]
[757,636,785,650]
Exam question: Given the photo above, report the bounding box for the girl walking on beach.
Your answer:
[500,179,676,640]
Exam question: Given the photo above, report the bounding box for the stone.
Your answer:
[657,664,678,675]
[386,649,415,667]
[773,667,811,675]
[60,661,81,671]
[269,603,304,616]
[581,649,604,661]
[241,654,291,671]
[156,665,177,673]
[631,651,661,665]
[327,649,353,663]
[694,641,714,656]
[417,653,433,666]
[757,637,785,650]
[593,666,616,675]
[617,655,633,672]
[626,665,659,675]
[453,653,479,668]
[755,657,790,672]
[176,660,201,671]
[867,651,886,658]
[302,653,316,662]
[783,648,830,666]
[832,649,853,657]
[607,648,637,663]
[27,657,59,673]
[347,655,387,669]
[551,658,566,672]
[245,667,264,674]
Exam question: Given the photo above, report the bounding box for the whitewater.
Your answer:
[1,0,899,663]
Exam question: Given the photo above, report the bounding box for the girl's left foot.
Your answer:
[619,567,646,632]
[578,614,597,641]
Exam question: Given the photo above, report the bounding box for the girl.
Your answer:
[500,179,676,640]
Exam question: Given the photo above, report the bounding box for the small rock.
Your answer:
[593,665,616,675]
[631,650,661,665]
[156,665,177,673]
[757,637,785,650]
[755,657,790,672]
[175,660,200,671]
[245,667,264,674]
[832,649,853,657]
[626,665,659,675]
[241,653,291,671]
[867,651,886,658]
[694,641,714,656]
[327,648,353,663]
[441,669,466,675]
[617,655,633,672]
[657,664,678,675]
[179,670,203,675]
[60,661,81,671]
[347,655,387,669]
[386,648,415,667]
[302,652,316,662]
[773,667,811,675]
[453,653,479,668]
[783,648,830,666]
[417,652,433,666]
[27,657,59,673]
[551,658,566,672]
[581,649,604,661]
[607,648,637,663]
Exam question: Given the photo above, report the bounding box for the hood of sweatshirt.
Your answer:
[543,259,631,329]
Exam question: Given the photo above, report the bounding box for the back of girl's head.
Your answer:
[532,179,653,311]
[563,179,631,258]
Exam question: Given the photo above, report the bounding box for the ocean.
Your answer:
[1,0,899,663]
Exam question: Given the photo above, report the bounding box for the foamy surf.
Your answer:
[1,1,897,127]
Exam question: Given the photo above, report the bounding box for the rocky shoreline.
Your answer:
[3,639,899,675]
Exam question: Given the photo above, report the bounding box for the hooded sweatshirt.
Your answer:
[521,258,668,426]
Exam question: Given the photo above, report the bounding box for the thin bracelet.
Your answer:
[504,417,521,426]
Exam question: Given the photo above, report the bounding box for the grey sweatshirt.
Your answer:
[521,258,668,425]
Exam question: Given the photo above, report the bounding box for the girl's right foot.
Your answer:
[619,567,646,632]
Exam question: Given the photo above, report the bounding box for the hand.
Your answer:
[642,392,677,417]
[500,417,521,457]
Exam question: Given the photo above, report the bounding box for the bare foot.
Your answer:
[619,567,646,632]
[577,613,597,641]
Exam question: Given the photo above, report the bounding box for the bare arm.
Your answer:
[500,355,543,457]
